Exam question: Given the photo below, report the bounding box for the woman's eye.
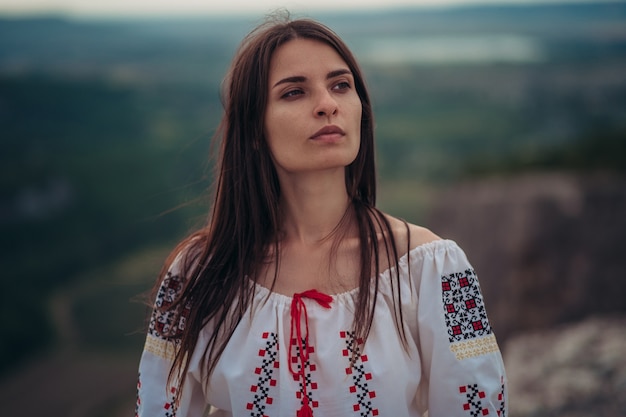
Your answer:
[332,81,351,91]
[281,89,304,99]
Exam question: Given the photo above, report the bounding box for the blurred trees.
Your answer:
[0,75,215,370]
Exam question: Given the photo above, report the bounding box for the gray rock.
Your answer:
[503,315,626,417]
[427,173,626,342]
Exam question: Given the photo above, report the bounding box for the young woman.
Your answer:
[136,16,507,417]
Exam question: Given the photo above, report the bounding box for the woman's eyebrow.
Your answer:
[272,68,352,89]
[326,68,352,80]
[273,75,306,88]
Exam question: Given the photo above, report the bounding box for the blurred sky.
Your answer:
[0,0,602,17]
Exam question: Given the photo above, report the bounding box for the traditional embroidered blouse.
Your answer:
[136,239,507,417]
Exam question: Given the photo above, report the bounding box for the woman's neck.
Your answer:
[277,168,353,246]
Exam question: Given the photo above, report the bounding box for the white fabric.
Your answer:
[136,239,508,417]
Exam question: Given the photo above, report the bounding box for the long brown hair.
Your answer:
[154,15,406,395]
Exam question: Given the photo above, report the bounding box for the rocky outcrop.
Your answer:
[503,315,626,417]
[427,172,626,342]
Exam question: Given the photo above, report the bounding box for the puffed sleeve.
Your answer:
[135,256,209,417]
[415,240,508,416]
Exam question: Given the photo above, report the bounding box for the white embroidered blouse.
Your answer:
[136,239,508,417]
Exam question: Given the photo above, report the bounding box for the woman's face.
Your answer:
[264,38,362,177]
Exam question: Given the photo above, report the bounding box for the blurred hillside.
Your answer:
[0,2,625,416]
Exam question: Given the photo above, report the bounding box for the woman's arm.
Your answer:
[415,241,508,416]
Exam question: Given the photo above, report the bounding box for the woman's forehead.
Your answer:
[268,38,349,83]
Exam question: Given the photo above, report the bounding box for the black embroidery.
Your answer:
[441,269,493,343]
[135,373,141,417]
[340,331,379,416]
[459,383,488,416]
[164,386,178,417]
[149,272,191,340]
[497,376,507,416]
[291,337,320,408]
[246,332,279,416]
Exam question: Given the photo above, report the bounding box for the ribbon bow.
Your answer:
[289,289,333,417]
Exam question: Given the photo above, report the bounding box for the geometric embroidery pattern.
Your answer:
[497,376,506,417]
[441,269,492,343]
[340,331,379,416]
[459,383,489,416]
[449,334,500,361]
[149,272,192,340]
[144,333,178,361]
[290,337,320,410]
[163,386,178,417]
[135,373,141,417]
[246,332,279,417]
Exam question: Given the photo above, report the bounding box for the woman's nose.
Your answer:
[314,90,338,117]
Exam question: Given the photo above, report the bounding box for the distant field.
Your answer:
[55,245,171,353]
[0,244,171,417]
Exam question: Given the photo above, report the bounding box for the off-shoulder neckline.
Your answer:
[252,238,458,304]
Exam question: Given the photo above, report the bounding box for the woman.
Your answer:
[136,16,507,417]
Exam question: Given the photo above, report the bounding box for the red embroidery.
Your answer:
[289,290,332,416]
[163,386,177,417]
[150,272,191,339]
[497,376,507,416]
[341,330,379,416]
[442,269,493,342]
[134,373,141,417]
[459,384,489,416]
[246,332,279,417]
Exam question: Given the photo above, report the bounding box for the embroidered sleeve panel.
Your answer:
[440,267,502,360]
[149,271,192,341]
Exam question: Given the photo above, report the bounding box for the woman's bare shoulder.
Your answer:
[383,214,442,252]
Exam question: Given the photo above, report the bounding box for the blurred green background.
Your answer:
[1,2,625,416]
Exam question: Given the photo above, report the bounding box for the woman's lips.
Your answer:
[310,125,345,141]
